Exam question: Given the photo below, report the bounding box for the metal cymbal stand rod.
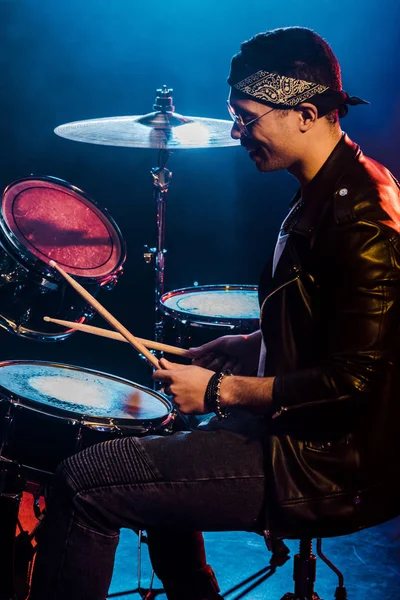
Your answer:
[151,149,172,346]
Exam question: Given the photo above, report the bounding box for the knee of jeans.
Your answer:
[54,456,82,496]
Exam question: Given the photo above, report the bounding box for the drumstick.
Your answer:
[49,260,160,369]
[43,317,191,358]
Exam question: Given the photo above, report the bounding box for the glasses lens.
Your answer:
[227,102,237,121]
[227,102,247,134]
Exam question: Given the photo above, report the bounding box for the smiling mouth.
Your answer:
[241,144,264,159]
[249,149,260,159]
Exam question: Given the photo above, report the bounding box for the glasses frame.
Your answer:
[227,101,276,137]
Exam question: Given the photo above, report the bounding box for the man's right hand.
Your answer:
[189,330,262,375]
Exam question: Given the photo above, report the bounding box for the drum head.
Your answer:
[161,285,260,324]
[1,177,124,279]
[0,361,171,426]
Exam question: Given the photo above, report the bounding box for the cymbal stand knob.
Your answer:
[143,245,156,265]
[153,85,175,113]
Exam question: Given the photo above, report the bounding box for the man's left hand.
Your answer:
[152,358,214,414]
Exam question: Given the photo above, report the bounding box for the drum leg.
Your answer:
[13,487,46,600]
[0,491,21,600]
[0,474,46,600]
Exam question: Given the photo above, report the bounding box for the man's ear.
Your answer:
[295,103,318,132]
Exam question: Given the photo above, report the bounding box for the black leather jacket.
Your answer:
[259,134,400,538]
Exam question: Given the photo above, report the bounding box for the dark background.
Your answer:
[1,0,399,390]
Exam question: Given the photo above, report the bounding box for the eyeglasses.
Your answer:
[227,101,275,137]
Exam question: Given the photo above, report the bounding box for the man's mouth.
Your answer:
[249,148,263,160]
[241,144,265,160]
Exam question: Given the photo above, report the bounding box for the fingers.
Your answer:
[207,358,241,374]
[192,353,217,368]
[152,368,172,383]
[205,356,229,372]
[192,354,240,373]
[189,337,228,357]
[159,358,186,371]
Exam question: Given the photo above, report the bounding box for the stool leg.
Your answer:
[316,539,347,600]
[280,539,323,600]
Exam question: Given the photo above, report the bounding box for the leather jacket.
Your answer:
[259,133,400,538]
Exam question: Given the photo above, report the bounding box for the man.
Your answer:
[29,26,400,600]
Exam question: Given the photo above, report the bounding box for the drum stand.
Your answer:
[142,85,192,357]
[143,146,172,350]
[0,460,45,600]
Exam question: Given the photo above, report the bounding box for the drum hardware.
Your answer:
[54,86,239,360]
[146,144,172,348]
[37,279,58,292]
[160,284,260,349]
[16,308,32,328]
[100,274,120,291]
[0,490,22,600]
[0,360,173,476]
[7,489,47,600]
[0,361,174,599]
[0,175,126,342]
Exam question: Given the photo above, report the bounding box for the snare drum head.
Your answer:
[1,177,124,279]
[161,285,260,322]
[0,361,170,424]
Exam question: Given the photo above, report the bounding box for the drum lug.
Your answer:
[0,402,14,457]
[38,278,58,291]
[15,308,32,327]
[0,267,26,285]
[101,275,120,291]
[83,306,96,319]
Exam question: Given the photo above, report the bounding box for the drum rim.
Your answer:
[0,359,172,427]
[160,284,260,326]
[0,175,127,283]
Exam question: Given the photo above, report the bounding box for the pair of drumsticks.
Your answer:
[47,261,192,368]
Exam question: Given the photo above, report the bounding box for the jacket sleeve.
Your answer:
[271,216,400,418]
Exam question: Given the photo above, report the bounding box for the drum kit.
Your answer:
[0,86,261,599]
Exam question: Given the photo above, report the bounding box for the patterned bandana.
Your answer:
[233,70,328,106]
[230,70,369,117]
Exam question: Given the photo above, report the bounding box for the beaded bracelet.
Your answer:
[204,369,232,420]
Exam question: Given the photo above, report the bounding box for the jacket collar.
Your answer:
[289,133,361,238]
[260,134,362,298]
[290,132,360,208]
[268,134,360,291]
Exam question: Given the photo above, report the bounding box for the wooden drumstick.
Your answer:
[49,260,160,369]
[43,317,191,358]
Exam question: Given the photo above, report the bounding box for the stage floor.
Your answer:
[108,517,400,599]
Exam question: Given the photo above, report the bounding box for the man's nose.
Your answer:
[230,123,241,140]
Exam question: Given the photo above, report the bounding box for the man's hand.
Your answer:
[153,358,214,415]
[189,331,262,375]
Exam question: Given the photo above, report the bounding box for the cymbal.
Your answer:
[54,113,239,149]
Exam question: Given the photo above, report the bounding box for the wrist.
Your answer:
[204,370,233,419]
[219,374,238,408]
[218,375,275,414]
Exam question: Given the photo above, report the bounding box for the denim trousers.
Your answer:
[28,414,268,600]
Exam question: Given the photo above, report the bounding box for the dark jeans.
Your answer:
[29,415,268,600]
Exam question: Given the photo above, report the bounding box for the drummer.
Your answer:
[29,26,400,600]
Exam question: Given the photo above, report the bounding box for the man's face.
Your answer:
[228,90,303,173]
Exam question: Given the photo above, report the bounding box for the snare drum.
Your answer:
[160,284,260,348]
[0,176,126,341]
[0,360,173,481]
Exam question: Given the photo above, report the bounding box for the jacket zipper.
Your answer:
[272,394,352,419]
[259,274,300,328]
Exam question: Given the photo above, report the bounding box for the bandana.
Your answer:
[230,70,369,118]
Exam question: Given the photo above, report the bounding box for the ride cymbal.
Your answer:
[54,85,239,150]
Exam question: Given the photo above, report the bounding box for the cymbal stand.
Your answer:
[143,86,186,361]
[144,148,172,350]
